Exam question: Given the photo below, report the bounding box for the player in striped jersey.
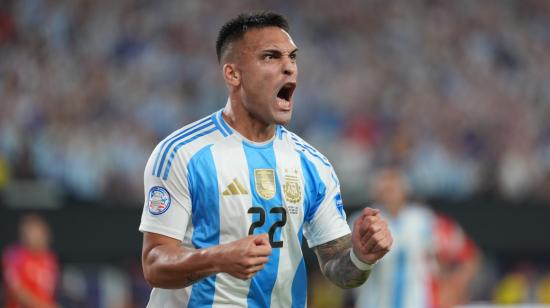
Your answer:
[139,12,393,307]
[353,167,479,308]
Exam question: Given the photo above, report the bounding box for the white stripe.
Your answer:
[216,110,231,136]
[380,251,395,307]
[405,209,433,306]
[270,140,305,308]
[211,139,251,306]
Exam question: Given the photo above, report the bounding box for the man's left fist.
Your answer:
[351,207,393,264]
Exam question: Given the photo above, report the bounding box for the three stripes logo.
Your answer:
[222,178,249,196]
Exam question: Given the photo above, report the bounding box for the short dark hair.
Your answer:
[216,12,289,63]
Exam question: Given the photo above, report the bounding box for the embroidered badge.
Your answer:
[283,169,302,204]
[148,186,171,215]
[254,169,276,200]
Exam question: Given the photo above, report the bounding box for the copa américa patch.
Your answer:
[148,186,171,215]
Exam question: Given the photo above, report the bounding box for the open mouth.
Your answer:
[276,82,296,109]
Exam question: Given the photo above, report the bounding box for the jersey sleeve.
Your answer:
[139,144,192,241]
[302,157,351,248]
[434,214,478,264]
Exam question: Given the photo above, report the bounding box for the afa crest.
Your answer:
[254,169,276,200]
[283,169,302,204]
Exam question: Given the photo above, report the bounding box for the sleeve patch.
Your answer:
[148,186,171,215]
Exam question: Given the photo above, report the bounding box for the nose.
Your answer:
[283,56,296,76]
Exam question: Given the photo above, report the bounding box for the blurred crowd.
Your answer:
[2,212,546,307]
[1,0,550,205]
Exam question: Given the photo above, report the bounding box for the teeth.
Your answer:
[277,97,290,108]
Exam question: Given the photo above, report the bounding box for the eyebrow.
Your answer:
[261,48,299,55]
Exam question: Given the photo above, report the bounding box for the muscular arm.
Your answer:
[438,244,480,307]
[142,232,271,289]
[313,234,370,289]
[312,208,393,289]
[142,232,218,288]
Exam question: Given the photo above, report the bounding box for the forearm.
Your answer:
[448,260,478,291]
[441,254,480,303]
[143,232,272,288]
[143,245,220,289]
[322,248,371,289]
[314,235,371,289]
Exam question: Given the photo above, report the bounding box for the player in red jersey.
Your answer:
[432,213,479,307]
[2,214,59,308]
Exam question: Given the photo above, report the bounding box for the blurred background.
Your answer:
[1,0,549,306]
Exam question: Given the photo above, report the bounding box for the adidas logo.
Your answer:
[222,178,249,196]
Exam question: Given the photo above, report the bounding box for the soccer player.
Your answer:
[353,167,479,308]
[139,12,392,307]
[2,214,59,308]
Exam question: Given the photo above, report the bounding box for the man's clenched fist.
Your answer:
[215,233,272,280]
[351,207,393,265]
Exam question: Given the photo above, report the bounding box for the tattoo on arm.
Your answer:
[313,235,370,289]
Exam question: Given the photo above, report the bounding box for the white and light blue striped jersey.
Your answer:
[353,204,436,308]
[139,109,351,308]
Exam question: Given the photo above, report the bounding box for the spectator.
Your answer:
[2,213,60,308]
[1,0,549,205]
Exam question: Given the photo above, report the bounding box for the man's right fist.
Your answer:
[215,233,272,280]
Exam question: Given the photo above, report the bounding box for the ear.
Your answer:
[223,63,240,87]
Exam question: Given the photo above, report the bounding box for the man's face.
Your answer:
[234,27,298,125]
[20,216,50,251]
[374,169,407,212]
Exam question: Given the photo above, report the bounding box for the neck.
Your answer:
[222,97,276,142]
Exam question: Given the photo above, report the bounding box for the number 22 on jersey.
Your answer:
[247,207,287,248]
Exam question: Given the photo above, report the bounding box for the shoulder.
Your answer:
[403,203,435,221]
[2,245,24,264]
[2,245,17,258]
[155,111,226,153]
[147,111,227,180]
[281,127,332,169]
[400,204,437,237]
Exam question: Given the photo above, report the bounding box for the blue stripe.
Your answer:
[299,151,326,223]
[187,145,219,308]
[289,133,322,156]
[243,142,283,308]
[152,116,211,176]
[393,218,406,308]
[291,226,307,308]
[298,145,331,167]
[155,119,214,177]
[335,193,344,218]
[280,127,288,137]
[296,138,321,157]
[162,127,218,180]
[217,110,233,136]
[276,125,283,139]
[211,112,228,137]
[291,136,331,167]
[393,249,406,308]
